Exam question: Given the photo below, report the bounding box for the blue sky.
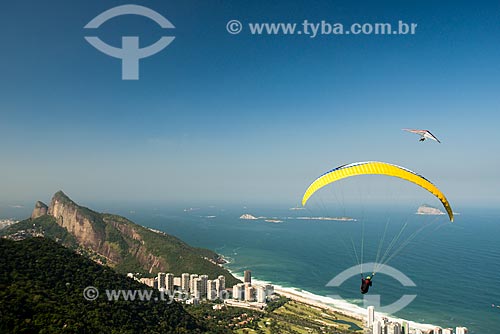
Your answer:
[1,0,499,208]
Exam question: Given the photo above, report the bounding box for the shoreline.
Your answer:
[227,269,438,332]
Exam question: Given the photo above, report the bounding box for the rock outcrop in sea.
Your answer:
[416,204,445,215]
[240,214,258,220]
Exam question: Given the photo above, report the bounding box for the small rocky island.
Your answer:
[416,204,445,216]
[239,214,258,220]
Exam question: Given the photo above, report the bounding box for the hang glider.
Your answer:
[402,129,441,143]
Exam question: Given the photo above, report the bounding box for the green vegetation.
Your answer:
[266,300,363,334]
[0,238,204,333]
[266,295,290,312]
[185,304,262,333]
[105,222,129,257]
[182,296,363,334]
[102,214,239,286]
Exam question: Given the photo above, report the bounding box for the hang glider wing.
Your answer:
[402,129,441,143]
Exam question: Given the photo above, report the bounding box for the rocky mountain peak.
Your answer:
[14,191,238,285]
[46,191,108,257]
[31,201,48,219]
[49,190,75,210]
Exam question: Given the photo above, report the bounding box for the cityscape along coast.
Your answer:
[131,264,470,333]
[127,269,275,309]
[228,270,469,334]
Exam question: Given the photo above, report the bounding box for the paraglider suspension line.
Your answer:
[360,222,365,275]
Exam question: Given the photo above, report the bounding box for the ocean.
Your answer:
[2,202,499,333]
[123,203,500,334]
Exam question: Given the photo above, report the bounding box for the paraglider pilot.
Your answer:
[361,273,375,294]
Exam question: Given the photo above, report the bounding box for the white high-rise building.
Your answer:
[206,279,213,300]
[193,277,203,298]
[245,285,255,302]
[158,272,166,290]
[181,273,190,292]
[244,270,251,283]
[442,328,453,334]
[256,286,266,303]
[166,273,174,291]
[212,279,220,299]
[218,275,225,288]
[372,321,382,334]
[433,327,442,334]
[401,321,409,334]
[173,277,181,287]
[265,284,274,295]
[233,283,244,300]
[367,306,375,328]
[199,275,208,298]
[456,327,468,334]
[217,275,225,297]
[189,274,198,293]
[213,279,220,298]
[207,280,217,300]
[387,322,401,334]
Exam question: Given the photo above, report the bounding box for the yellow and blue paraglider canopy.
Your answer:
[302,161,453,222]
